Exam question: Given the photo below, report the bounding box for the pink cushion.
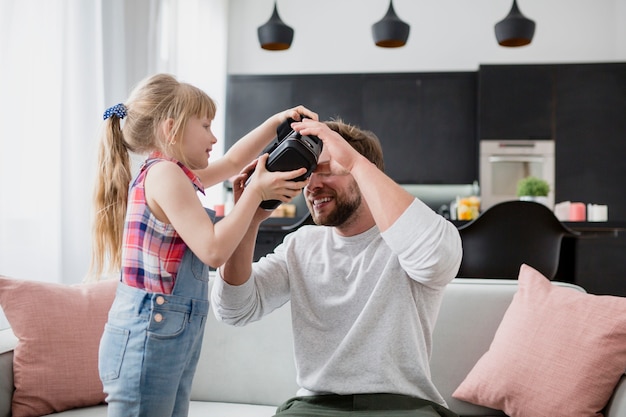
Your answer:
[0,276,117,417]
[452,264,626,417]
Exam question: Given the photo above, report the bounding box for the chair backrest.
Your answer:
[457,200,576,280]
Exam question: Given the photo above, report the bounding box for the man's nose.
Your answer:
[306,172,323,191]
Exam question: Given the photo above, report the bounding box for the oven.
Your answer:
[479,140,555,211]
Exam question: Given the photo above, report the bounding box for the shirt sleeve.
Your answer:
[211,242,292,326]
[381,198,463,288]
[211,273,259,326]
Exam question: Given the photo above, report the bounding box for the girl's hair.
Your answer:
[324,119,385,172]
[90,73,217,278]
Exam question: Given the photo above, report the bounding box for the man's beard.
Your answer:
[310,182,361,227]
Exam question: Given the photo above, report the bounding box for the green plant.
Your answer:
[516,176,550,197]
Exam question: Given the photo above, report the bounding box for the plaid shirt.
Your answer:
[120,152,205,294]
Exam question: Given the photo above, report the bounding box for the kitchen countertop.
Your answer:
[257,217,626,235]
[562,221,626,237]
[452,220,626,237]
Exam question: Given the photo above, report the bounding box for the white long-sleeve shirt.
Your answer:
[212,198,462,406]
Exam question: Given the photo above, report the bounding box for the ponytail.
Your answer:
[88,73,217,279]
[90,115,131,279]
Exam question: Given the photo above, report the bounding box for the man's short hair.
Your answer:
[324,119,385,172]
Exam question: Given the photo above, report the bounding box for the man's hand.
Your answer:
[290,119,365,175]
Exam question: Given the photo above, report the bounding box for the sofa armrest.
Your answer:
[605,374,626,417]
[0,328,17,417]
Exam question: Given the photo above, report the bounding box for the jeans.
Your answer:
[98,247,210,417]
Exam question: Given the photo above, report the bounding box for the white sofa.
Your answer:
[1,278,625,417]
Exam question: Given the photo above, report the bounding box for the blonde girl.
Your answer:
[92,73,315,417]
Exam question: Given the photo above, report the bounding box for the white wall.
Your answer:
[227,0,626,74]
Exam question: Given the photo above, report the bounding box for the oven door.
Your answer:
[479,140,555,210]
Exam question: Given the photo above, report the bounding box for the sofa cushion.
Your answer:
[47,402,278,417]
[0,330,17,417]
[452,264,626,417]
[194,298,298,405]
[0,276,117,417]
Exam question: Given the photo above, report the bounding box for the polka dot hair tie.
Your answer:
[103,103,127,120]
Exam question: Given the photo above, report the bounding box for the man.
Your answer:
[211,118,462,417]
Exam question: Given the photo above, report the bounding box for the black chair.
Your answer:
[456,200,578,280]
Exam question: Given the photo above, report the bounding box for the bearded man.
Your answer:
[211,118,462,417]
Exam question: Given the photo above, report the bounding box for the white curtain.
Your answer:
[168,0,229,209]
[0,0,104,286]
[101,0,229,224]
[0,0,228,290]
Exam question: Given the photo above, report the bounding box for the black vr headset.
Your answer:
[246,116,323,210]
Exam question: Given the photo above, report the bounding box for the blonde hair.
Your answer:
[90,73,217,278]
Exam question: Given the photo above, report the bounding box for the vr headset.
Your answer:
[246,117,323,210]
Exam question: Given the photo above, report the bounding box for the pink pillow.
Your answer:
[452,264,626,417]
[0,276,117,417]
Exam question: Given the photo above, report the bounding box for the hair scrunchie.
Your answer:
[103,103,127,120]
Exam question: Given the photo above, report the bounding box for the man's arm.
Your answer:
[349,157,415,232]
[293,120,414,232]
[218,167,274,286]
[218,216,261,286]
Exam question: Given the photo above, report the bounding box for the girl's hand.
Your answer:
[231,160,274,223]
[246,154,309,204]
[275,105,319,125]
[231,159,258,204]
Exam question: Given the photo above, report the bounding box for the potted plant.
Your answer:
[516,176,550,206]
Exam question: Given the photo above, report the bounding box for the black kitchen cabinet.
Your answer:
[360,76,421,183]
[225,74,366,150]
[558,224,626,296]
[554,63,626,221]
[292,74,364,128]
[225,72,478,184]
[225,75,294,149]
[572,233,626,297]
[361,73,477,184]
[478,64,555,140]
[476,62,626,221]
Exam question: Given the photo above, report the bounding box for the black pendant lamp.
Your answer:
[494,0,536,47]
[372,0,410,48]
[257,1,294,51]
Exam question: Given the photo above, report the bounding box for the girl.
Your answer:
[92,73,315,417]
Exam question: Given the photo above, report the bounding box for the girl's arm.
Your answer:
[195,105,318,188]
[145,155,308,268]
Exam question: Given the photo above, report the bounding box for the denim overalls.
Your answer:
[98,209,214,417]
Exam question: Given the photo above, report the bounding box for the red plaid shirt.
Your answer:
[120,152,205,294]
